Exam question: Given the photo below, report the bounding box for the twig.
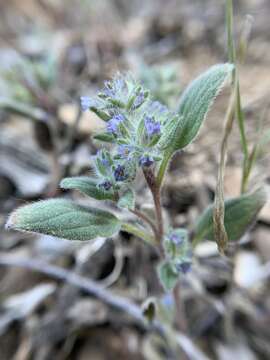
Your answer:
[0,255,210,358]
[213,90,235,253]
[175,333,211,360]
[0,255,154,330]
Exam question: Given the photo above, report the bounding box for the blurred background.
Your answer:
[0,0,270,359]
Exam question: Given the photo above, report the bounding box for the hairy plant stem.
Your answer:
[143,167,187,332]
[153,189,164,244]
[143,168,164,245]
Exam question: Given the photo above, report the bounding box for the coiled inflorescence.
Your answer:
[81,73,179,193]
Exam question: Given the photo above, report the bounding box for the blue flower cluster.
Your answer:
[94,149,135,194]
[81,73,177,193]
[117,145,133,158]
[107,114,125,134]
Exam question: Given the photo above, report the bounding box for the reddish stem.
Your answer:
[143,167,188,333]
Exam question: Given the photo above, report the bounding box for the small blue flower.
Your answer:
[80,96,92,111]
[103,77,126,98]
[103,81,115,98]
[132,92,145,110]
[96,150,110,167]
[114,77,126,92]
[139,155,154,167]
[107,114,125,134]
[144,116,161,137]
[99,180,113,191]
[114,164,128,182]
[118,145,133,158]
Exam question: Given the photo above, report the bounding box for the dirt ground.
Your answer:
[0,0,270,359]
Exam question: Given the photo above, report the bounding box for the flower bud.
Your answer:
[139,155,154,167]
[144,116,161,137]
[98,180,113,191]
[107,114,125,134]
[113,164,128,182]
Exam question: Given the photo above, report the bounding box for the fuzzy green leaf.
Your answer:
[158,114,184,151]
[158,64,233,156]
[60,177,116,201]
[172,63,233,150]
[192,187,267,244]
[6,199,121,241]
[158,261,179,291]
[117,188,135,210]
[177,63,233,147]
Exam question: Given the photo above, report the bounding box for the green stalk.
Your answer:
[213,89,235,252]
[226,0,254,193]
[226,0,236,64]
[212,0,236,252]
[236,81,250,193]
[236,82,248,159]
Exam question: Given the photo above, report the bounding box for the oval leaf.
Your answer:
[175,63,234,150]
[157,261,179,291]
[192,187,267,244]
[6,199,121,241]
[60,177,116,201]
